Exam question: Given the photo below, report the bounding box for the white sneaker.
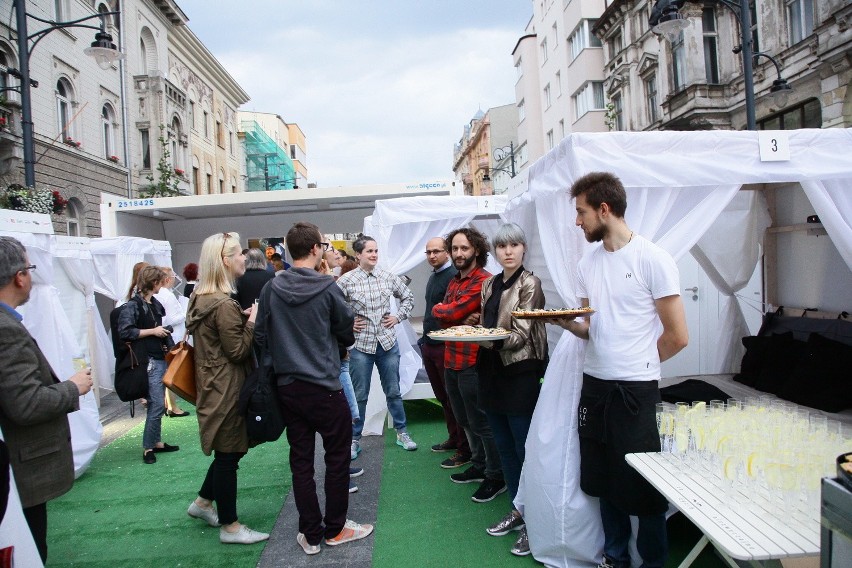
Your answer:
[219,524,270,544]
[187,501,220,527]
[325,519,374,546]
[351,439,361,460]
[297,532,321,555]
[396,431,417,451]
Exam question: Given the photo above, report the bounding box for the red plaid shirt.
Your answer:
[432,266,491,370]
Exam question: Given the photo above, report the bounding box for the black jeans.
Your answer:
[198,451,246,526]
[23,502,47,563]
[278,380,352,545]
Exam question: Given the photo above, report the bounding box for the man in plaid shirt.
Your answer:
[337,235,417,458]
[432,228,506,503]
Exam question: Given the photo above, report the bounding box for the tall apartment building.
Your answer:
[452,104,517,196]
[237,111,307,191]
[513,0,609,170]
[593,0,851,131]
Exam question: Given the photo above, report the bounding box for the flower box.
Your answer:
[64,137,81,148]
[107,155,120,163]
[174,168,185,176]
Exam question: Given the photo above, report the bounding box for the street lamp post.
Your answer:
[650,0,792,131]
[483,141,517,182]
[9,0,124,187]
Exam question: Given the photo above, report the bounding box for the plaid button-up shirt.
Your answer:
[337,266,414,354]
[432,265,491,370]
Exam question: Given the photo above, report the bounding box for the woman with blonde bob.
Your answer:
[184,232,269,545]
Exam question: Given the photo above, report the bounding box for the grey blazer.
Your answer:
[0,307,80,508]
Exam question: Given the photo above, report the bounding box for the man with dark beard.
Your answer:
[432,228,506,503]
[553,172,688,568]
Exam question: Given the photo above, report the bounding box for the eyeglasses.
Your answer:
[319,242,330,251]
[424,249,445,255]
[19,264,36,274]
[220,232,232,258]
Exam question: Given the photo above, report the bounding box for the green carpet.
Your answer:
[372,400,540,567]
[47,409,290,567]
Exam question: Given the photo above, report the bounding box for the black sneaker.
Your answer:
[440,452,471,469]
[450,465,485,484]
[142,450,156,464]
[471,478,507,503]
[430,440,457,453]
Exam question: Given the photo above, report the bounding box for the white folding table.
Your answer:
[626,452,820,568]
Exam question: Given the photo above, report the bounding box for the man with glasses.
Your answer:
[0,236,93,563]
[419,237,471,468]
[255,223,373,555]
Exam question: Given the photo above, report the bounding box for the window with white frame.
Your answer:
[787,0,815,45]
[0,50,11,100]
[568,20,602,62]
[546,129,554,150]
[65,198,83,237]
[556,71,562,97]
[646,75,658,123]
[703,8,719,83]
[606,31,623,61]
[543,84,551,109]
[518,99,526,123]
[540,37,548,62]
[515,57,523,80]
[101,104,116,158]
[573,81,605,119]
[671,32,687,91]
[56,78,74,140]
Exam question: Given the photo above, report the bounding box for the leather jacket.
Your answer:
[480,269,548,367]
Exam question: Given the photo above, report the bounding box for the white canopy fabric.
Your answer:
[0,428,44,567]
[91,236,173,302]
[358,195,506,435]
[0,231,102,477]
[504,129,852,567]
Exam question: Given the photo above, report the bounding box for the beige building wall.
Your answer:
[287,123,308,184]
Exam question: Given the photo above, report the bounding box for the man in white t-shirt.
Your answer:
[555,172,688,568]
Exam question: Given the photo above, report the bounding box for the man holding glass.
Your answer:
[553,173,688,568]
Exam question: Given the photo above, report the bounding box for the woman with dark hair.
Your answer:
[183,262,199,298]
[233,248,274,309]
[476,223,547,557]
[117,265,180,464]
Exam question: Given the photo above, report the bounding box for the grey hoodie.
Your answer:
[254,267,354,390]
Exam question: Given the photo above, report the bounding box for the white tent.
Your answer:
[507,128,852,567]
[360,129,852,567]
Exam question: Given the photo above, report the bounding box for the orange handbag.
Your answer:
[163,334,196,405]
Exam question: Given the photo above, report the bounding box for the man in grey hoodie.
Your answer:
[253,222,373,555]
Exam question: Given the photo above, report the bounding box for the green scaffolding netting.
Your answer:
[242,120,296,191]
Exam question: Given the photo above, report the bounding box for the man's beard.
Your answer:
[585,224,607,243]
[453,255,475,271]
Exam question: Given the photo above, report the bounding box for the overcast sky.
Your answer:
[175,0,531,187]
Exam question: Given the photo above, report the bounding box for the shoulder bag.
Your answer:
[114,340,149,402]
[163,332,196,405]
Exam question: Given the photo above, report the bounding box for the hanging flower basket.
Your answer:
[0,184,68,215]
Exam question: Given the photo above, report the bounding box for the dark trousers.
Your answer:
[485,411,533,502]
[600,498,667,568]
[23,502,47,563]
[198,451,246,526]
[278,380,352,546]
[445,366,502,480]
[420,343,470,455]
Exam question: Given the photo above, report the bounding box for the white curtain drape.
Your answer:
[1,231,102,477]
[0,428,44,567]
[358,195,506,435]
[691,191,772,372]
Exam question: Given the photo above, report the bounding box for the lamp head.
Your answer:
[84,31,125,70]
[650,0,691,43]
[769,78,792,108]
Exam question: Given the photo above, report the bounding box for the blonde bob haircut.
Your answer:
[195,232,241,295]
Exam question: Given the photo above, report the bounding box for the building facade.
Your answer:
[237,111,305,191]
[452,105,517,196]
[512,0,609,171]
[593,0,852,131]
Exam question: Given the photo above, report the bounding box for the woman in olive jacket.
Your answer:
[184,232,269,545]
[476,223,548,558]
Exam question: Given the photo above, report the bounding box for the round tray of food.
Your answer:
[427,326,512,342]
[512,307,595,319]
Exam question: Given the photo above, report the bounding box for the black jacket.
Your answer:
[233,269,275,310]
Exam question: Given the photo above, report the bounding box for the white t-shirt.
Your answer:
[576,234,680,382]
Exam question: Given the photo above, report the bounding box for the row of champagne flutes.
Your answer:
[655,397,850,523]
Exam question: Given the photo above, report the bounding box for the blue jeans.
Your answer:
[143,358,167,449]
[339,359,359,421]
[599,498,667,568]
[349,344,406,439]
[486,411,532,502]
